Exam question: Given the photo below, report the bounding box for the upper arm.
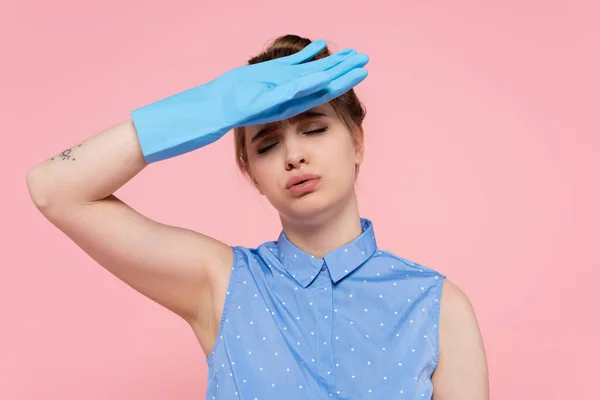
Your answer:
[34,194,233,324]
[432,279,489,400]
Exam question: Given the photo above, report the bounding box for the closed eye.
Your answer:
[305,127,328,135]
[256,127,328,154]
[257,142,277,154]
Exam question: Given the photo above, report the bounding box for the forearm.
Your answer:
[26,119,147,207]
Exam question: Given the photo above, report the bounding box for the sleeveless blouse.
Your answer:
[206,218,445,399]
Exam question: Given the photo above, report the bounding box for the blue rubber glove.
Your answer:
[130,39,369,163]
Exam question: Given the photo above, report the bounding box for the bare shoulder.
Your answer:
[432,279,490,400]
[439,279,477,322]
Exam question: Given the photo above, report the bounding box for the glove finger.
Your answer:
[323,53,369,80]
[275,68,369,118]
[325,67,368,97]
[275,39,327,65]
[244,68,368,126]
[254,54,366,112]
[294,48,357,74]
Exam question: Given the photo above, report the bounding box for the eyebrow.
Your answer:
[249,110,329,145]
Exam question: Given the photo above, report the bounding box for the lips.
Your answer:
[286,173,320,189]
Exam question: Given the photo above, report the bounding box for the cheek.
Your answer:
[324,137,357,167]
[248,157,278,188]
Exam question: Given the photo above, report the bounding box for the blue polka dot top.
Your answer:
[206,217,445,399]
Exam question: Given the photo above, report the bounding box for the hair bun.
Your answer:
[248,34,331,65]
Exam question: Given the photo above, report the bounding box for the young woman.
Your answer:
[27,35,489,399]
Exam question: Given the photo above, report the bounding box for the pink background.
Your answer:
[2,1,598,399]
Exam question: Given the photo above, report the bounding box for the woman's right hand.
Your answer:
[217,39,369,127]
[130,39,369,164]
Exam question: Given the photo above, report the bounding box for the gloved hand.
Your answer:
[130,39,369,164]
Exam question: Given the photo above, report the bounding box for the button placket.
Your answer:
[316,261,336,395]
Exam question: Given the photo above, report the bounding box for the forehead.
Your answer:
[244,103,336,138]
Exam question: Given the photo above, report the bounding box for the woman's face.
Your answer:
[244,103,364,223]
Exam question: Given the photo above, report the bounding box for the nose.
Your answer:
[284,137,309,171]
[286,154,308,171]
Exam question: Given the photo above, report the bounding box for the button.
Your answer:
[321,264,327,271]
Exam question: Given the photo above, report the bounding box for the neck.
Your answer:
[279,192,362,259]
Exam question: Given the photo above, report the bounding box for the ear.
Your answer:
[354,126,365,165]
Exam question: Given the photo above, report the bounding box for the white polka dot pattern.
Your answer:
[205,218,444,399]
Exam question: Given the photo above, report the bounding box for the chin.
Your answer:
[276,191,345,224]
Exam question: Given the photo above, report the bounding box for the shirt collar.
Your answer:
[276,217,378,288]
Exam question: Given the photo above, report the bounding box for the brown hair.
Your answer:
[234,34,367,182]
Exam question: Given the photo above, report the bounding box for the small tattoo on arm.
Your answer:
[50,144,82,162]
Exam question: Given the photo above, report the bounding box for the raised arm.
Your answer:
[25,40,367,343]
[26,119,233,325]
